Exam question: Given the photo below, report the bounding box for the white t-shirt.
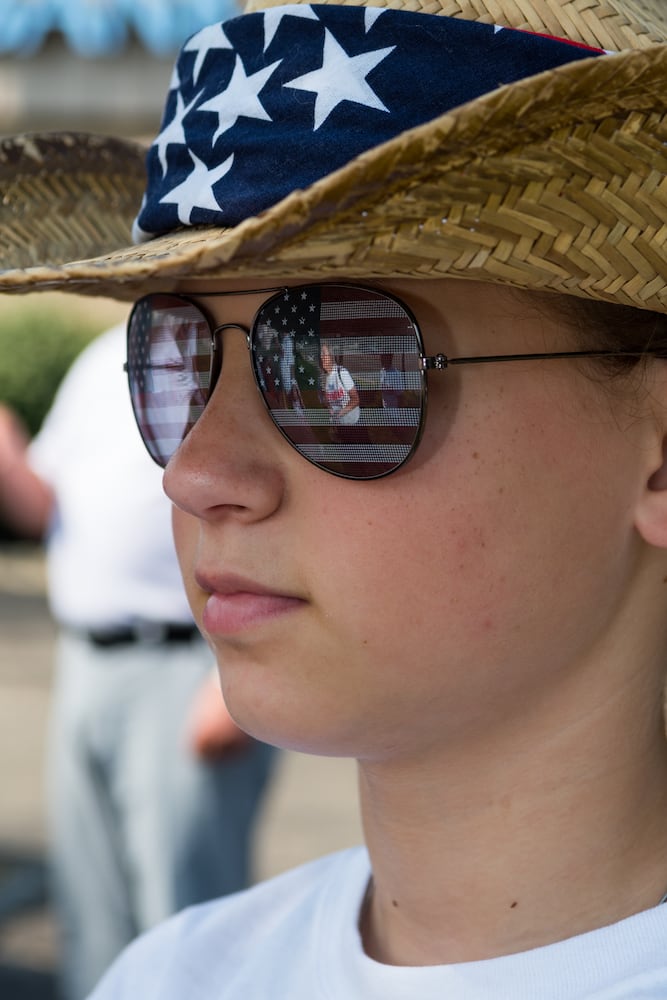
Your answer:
[89,846,667,999]
[28,324,193,629]
[324,366,360,425]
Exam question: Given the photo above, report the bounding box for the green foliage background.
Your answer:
[0,302,119,541]
[0,307,100,435]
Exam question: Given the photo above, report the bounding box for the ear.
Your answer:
[635,436,667,549]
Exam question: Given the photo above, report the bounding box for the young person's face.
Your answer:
[167,277,660,759]
[320,344,334,372]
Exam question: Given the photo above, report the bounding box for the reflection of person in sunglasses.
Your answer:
[320,344,360,426]
[379,354,403,410]
[279,330,305,415]
[2,0,667,996]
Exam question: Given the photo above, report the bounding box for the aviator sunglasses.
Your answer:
[126,283,655,481]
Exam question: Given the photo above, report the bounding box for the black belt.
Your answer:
[81,624,200,648]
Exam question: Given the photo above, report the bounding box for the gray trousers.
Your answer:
[47,631,275,1000]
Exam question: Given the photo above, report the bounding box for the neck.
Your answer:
[357,658,667,966]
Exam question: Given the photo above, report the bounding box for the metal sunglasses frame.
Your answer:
[126,282,661,479]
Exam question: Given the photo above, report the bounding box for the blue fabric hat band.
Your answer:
[133,3,605,244]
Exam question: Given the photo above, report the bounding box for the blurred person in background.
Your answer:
[0,322,275,1000]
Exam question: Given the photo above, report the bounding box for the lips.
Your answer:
[196,571,306,636]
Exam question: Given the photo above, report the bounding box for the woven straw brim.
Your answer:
[0,133,147,274]
[0,46,665,312]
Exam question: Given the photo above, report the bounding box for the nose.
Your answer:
[163,325,286,524]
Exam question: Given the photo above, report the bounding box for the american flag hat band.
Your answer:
[0,0,665,314]
[132,3,606,241]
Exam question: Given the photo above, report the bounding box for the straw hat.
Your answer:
[0,0,665,311]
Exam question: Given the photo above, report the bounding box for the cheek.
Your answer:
[304,383,637,699]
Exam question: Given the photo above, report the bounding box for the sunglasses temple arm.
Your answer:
[423,350,657,370]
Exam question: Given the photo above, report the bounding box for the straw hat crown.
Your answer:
[0,0,664,312]
[247,0,667,49]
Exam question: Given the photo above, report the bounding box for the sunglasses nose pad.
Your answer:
[209,332,222,395]
[208,322,252,397]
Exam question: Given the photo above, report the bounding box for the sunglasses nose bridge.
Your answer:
[209,321,252,391]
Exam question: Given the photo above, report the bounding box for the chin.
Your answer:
[218,677,368,757]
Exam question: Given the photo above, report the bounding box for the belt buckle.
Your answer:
[134,621,168,644]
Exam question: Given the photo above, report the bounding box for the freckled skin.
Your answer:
[168,277,656,763]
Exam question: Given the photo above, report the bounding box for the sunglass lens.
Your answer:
[251,285,425,479]
[127,295,213,467]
